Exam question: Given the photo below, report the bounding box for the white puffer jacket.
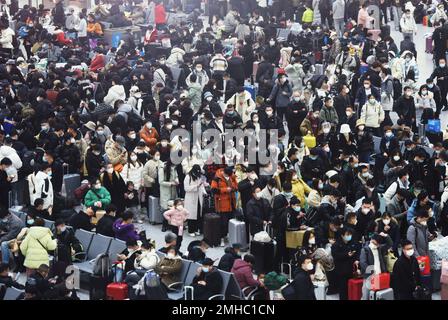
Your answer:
[28,171,54,210]
[120,162,144,190]
[166,47,186,67]
[0,27,14,49]
[104,84,126,107]
[0,146,22,170]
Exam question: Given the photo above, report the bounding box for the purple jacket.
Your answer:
[112,219,140,242]
[231,259,260,289]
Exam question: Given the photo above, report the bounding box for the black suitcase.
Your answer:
[89,274,111,300]
[380,25,391,38]
[250,240,276,275]
[203,213,221,247]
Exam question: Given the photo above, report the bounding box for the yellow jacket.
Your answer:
[292,178,313,206]
[302,8,314,24]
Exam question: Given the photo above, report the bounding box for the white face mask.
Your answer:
[97,130,104,135]
[166,124,173,130]
[153,155,160,161]
[107,168,114,174]
[129,133,136,139]
[385,131,393,138]
[206,96,213,102]
[266,110,273,116]
[306,262,314,271]
[167,253,175,259]
[323,146,330,153]
[420,220,427,226]
[70,138,76,144]
[308,237,315,245]
[362,208,370,215]
[176,205,184,210]
[393,155,400,161]
[95,183,101,189]
[255,192,263,199]
[383,219,391,225]
[346,111,352,117]
[269,40,275,46]
[323,128,330,134]
[146,122,152,129]
[405,249,414,257]
[161,142,168,147]
[130,155,138,162]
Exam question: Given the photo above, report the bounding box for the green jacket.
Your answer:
[84,187,112,210]
[20,226,57,269]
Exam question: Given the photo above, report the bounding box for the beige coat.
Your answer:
[142,159,164,188]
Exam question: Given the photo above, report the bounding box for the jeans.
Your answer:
[334,18,345,38]
[1,241,10,264]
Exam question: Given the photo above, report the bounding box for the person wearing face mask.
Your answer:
[377,212,400,255]
[360,93,385,137]
[286,91,308,142]
[383,151,407,187]
[189,257,223,300]
[27,164,54,215]
[407,208,432,258]
[264,38,280,66]
[355,198,376,240]
[100,163,127,213]
[425,78,443,115]
[319,97,339,128]
[186,63,209,89]
[415,84,436,124]
[121,152,144,192]
[359,233,393,300]
[140,120,159,151]
[53,219,81,273]
[301,148,326,184]
[83,178,111,212]
[291,169,313,206]
[354,119,374,163]
[246,186,272,236]
[84,145,104,180]
[400,9,417,42]
[430,58,448,112]
[143,151,164,198]
[300,107,321,137]
[96,204,118,238]
[286,254,316,300]
[355,78,381,112]
[266,73,293,121]
[155,246,183,288]
[56,134,81,175]
[331,227,359,300]
[163,199,189,250]
[238,167,260,214]
[392,240,422,300]
[341,105,358,132]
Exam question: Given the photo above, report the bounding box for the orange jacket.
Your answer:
[87,22,103,36]
[210,169,238,213]
[139,126,159,150]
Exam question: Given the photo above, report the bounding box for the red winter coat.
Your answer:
[90,54,105,72]
[155,4,166,25]
[231,259,261,289]
[210,169,238,213]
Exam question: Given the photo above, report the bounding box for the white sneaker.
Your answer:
[220,239,225,247]
[189,233,196,237]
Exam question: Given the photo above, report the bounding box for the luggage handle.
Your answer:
[184,285,194,300]
[281,263,292,280]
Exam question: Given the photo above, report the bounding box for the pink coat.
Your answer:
[357,8,370,27]
[163,208,189,227]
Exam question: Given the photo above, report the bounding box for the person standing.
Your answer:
[184,165,207,237]
[400,9,417,42]
[163,199,189,251]
[430,58,448,112]
[211,167,238,247]
[332,0,345,38]
[291,255,317,300]
[392,240,422,300]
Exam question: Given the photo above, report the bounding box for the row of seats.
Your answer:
[9,209,55,231]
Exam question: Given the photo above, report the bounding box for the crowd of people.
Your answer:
[0,0,448,301]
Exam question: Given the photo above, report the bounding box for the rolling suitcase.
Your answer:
[426,35,433,54]
[369,288,394,300]
[228,219,248,250]
[314,64,324,75]
[314,282,327,300]
[89,274,110,300]
[106,282,128,300]
[250,240,276,274]
[148,196,162,224]
[60,167,81,204]
[203,213,221,247]
[348,278,363,300]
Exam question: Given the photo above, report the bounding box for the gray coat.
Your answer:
[332,0,345,20]
[0,213,25,243]
[407,218,431,257]
[158,165,178,210]
[268,81,293,108]
[359,235,393,277]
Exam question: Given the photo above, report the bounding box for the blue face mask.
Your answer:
[27,219,35,225]
[284,192,293,198]
[293,206,301,212]
[344,235,352,242]
[202,267,209,273]
[310,156,318,160]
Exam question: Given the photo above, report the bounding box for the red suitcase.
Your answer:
[417,256,431,275]
[106,282,128,300]
[370,273,391,291]
[348,278,363,300]
[426,36,433,54]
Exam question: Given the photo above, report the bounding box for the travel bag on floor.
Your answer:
[348,278,363,300]
[369,288,394,300]
[250,240,277,275]
[228,218,248,249]
[203,213,221,247]
[106,282,128,300]
[148,196,162,224]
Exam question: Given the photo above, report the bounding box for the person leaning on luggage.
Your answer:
[392,240,422,300]
[190,258,223,300]
[359,233,393,300]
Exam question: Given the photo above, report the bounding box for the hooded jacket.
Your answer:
[20,226,57,269]
[166,47,186,67]
[218,248,241,272]
[0,146,22,170]
[210,169,238,213]
[406,218,431,257]
[360,99,385,128]
[104,84,126,107]
[27,171,53,210]
[231,259,261,289]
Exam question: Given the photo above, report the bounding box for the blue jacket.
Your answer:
[406,198,437,222]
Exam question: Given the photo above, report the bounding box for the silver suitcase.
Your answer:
[369,288,394,300]
[61,166,81,202]
[314,283,327,300]
[228,219,248,249]
[148,196,162,224]
[315,64,324,75]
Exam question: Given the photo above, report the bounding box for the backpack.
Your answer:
[92,253,111,277]
[127,109,143,131]
[19,151,36,179]
[392,78,402,100]
[143,269,168,300]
